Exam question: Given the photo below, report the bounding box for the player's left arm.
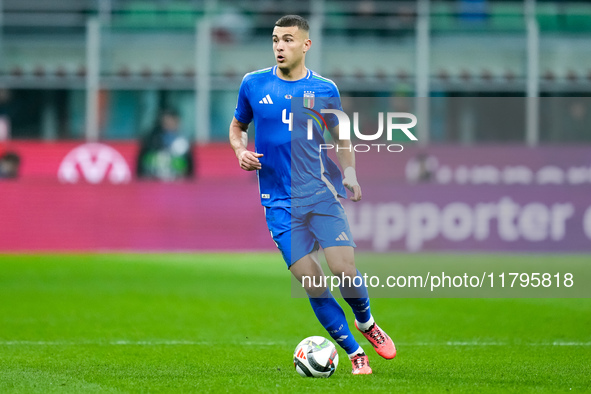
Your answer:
[328,124,362,202]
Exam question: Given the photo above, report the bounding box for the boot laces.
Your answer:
[353,355,367,369]
[369,325,386,344]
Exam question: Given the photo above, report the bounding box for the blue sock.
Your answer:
[339,269,371,324]
[309,289,360,354]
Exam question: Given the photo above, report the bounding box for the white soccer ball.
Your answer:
[293,336,339,378]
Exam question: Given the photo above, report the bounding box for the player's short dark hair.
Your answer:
[275,15,309,32]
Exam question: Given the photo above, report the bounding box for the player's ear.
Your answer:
[303,38,312,53]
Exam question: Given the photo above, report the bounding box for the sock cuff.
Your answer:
[356,315,375,331]
[347,346,365,359]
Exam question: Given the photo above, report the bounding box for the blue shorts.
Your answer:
[264,198,356,268]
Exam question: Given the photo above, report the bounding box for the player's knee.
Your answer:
[300,274,326,297]
[295,269,326,296]
[331,266,357,281]
[304,282,327,298]
[344,268,358,282]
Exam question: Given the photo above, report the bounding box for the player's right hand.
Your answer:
[239,150,263,171]
[343,167,362,202]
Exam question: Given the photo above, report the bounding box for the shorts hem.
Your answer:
[318,240,357,249]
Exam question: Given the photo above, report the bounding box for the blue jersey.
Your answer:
[234,65,346,207]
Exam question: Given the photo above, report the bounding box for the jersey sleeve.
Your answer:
[234,76,253,125]
[325,82,343,129]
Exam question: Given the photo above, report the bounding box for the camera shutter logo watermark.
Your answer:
[303,108,418,152]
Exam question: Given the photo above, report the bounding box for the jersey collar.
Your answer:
[272,65,312,80]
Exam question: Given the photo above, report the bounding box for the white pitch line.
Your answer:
[0,340,590,346]
[0,340,291,346]
[406,342,591,346]
[549,341,591,346]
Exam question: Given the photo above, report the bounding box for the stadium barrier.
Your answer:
[1,142,589,252]
[0,141,270,252]
[349,145,591,252]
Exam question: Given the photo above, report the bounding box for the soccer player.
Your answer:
[229,15,395,375]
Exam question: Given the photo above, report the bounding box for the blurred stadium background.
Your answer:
[1,0,590,252]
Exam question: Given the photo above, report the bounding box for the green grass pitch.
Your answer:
[0,253,590,392]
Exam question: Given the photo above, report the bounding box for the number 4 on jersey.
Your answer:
[282,109,293,131]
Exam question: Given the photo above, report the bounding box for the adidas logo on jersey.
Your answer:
[335,232,350,241]
[259,94,273,104]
